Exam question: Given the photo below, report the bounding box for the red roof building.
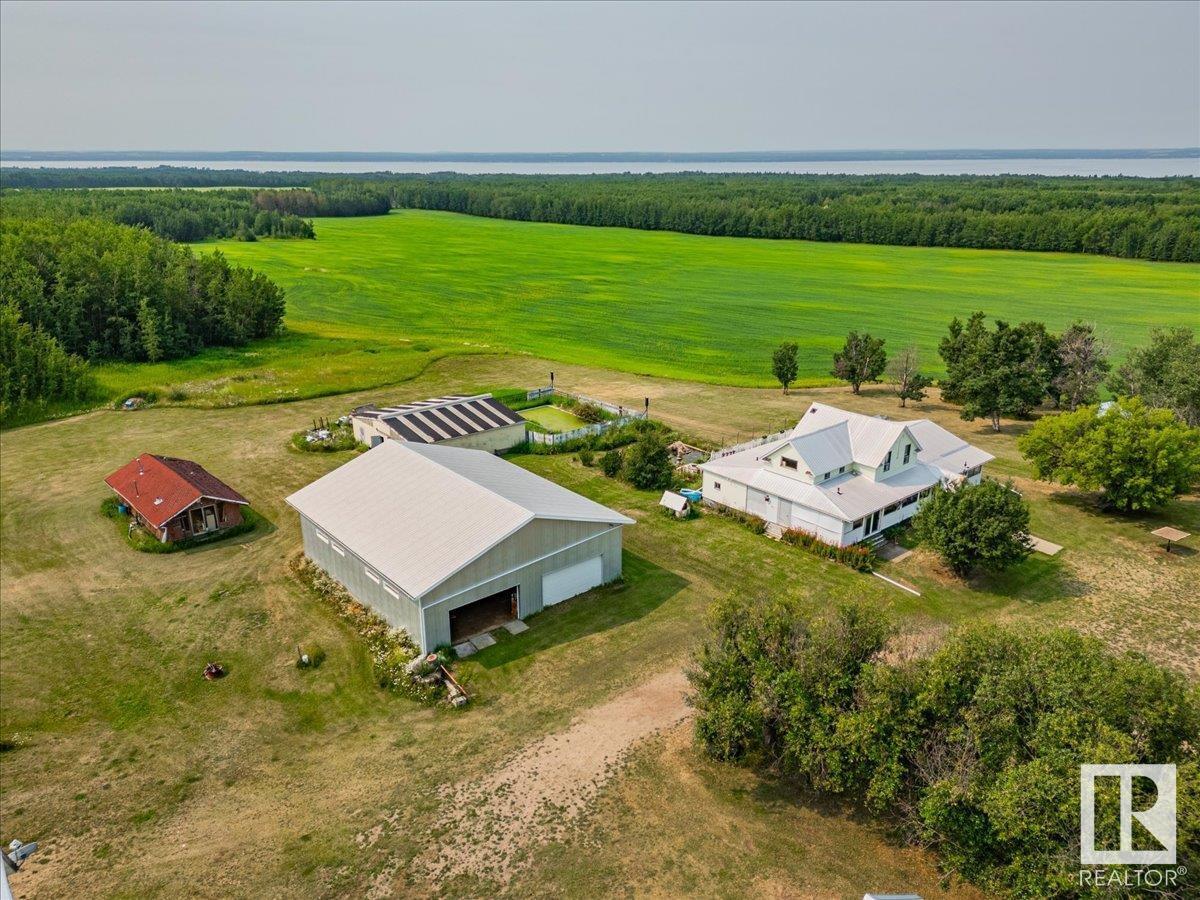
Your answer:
[104,454,249,543]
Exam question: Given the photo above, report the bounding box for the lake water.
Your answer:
[4,158,1197,177]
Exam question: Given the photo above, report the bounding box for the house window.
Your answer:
[781,458,798,470]
[882,451,892,472]
[903,444,911,464]
[315,530,329,544]
[331,543,345,556]
[902,494,918,506]
[364,569,380,584]
[884,503,900,514]
[713,481,721,490]
[838,465,846,474]
[382,583,400,599]
[852,518,864,529]
[822,471,831,481]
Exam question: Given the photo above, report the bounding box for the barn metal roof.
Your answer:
[351,394,525,444]
[285,441,632,599]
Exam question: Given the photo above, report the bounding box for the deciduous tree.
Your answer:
[1052,322,1109,410]
[1109,326,1200,426]
[772,341,799,394]
[621,434,674,490]
[885,345,930,407]
[912,478,1032,577]
[831,331,886,394]
[1018,397,1200,511]
[939,313,1046,430]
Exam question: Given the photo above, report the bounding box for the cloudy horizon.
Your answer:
[2,0,1197,153]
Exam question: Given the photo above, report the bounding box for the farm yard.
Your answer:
[2,351,1196,897]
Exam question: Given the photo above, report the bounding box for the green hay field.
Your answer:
[202,209,1198,388]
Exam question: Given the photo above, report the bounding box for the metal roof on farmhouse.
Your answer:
[701,403,995,522]
[351,394,525,444]
[285,441,633,599]
[104,454,248,530]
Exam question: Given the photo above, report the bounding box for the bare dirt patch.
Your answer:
[406,669,690,887]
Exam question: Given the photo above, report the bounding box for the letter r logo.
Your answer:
[1080,764,1176,865]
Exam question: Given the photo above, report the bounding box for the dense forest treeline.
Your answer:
[4,168,1198,260]
[1,217,286,418]
[382,173,1200,261]
[0,188,314,242]
[0,184,391,242]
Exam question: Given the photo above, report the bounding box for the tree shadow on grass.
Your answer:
[969,553,1089,603]
[471,551,688,669]
[1043,488,1200,534]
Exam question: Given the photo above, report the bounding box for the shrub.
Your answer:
[600,449,624,478]
[690,599,1200,898]
[100,497,264,553]
[781,527,875,572]
[573,401,609,423]
[578,448,595,467]
[621,434,674,490]
[912,479,1032,577]
[295,645,327,669]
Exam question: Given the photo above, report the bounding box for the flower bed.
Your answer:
[781,527,875,572]
[290,555,452,704]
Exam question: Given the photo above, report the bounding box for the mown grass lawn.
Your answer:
[1,355,1195,897]
[201,209,1199,391]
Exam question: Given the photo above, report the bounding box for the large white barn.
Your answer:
[287,441,633,652]
[700,402,993,546]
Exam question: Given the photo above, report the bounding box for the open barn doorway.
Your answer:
[449,586,518,643]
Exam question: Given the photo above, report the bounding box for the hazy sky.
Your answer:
[2,0,1197,151]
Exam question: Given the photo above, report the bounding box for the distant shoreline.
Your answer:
[3,148,1198,163]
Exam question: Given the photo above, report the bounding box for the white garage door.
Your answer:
[542,556,603,607]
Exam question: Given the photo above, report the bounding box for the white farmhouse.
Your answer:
[700,402,993,546]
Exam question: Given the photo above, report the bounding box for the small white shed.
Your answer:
[659,491,690,518]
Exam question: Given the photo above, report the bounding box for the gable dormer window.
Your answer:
[780,457,798,470]
[882,451,892,472]
[903,444,911,464]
